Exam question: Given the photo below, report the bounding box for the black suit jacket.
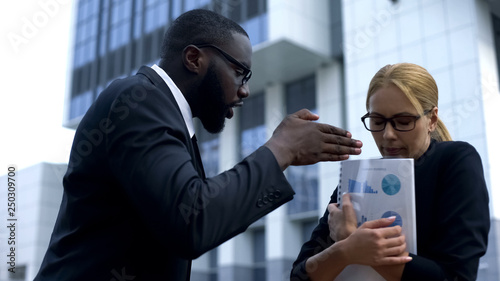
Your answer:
[35,66,295,280]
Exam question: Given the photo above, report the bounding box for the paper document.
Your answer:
[335,158,416,281]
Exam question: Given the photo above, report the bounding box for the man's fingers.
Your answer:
[319,135,363,156]
[317,124,362,148]
[320,153,351,161]
[326,135,363,148]
[325,139,363,152]
[275,109,364,166]
[317,122,351,137]
[293,108,319,121]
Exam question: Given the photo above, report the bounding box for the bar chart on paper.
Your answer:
[347,179,378,194]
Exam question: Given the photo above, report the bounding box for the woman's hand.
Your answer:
[305,215,411,281]
[340,217,411,266]
[328,193,358,242]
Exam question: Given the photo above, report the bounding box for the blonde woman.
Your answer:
[291,63,489,281]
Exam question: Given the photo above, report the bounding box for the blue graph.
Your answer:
[382,174,401,195]
[348,179,378,194]
[381,211,403,227]
[358,215,368,227]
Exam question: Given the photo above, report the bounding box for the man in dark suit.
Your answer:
[35,9,362,280]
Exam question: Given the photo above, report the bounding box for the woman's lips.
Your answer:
[384,147,402,156]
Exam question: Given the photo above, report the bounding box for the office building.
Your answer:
[0,163,66,281]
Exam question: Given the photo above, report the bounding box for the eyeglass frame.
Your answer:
[193,43,252,86]
[361,109,432,132]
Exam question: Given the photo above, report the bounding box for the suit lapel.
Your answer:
[137,66,205,179]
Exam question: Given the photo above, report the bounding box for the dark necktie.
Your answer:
[191,135,205,178]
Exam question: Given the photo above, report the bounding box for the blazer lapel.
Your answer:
[137,66,206,179]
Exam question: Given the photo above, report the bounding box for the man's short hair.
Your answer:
[160,9,249,64]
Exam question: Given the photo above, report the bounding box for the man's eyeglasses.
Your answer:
[361,110,432,132]
[195,44,252,86]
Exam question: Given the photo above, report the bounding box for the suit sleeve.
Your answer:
[104,82,295,259]
[402,143,490,280]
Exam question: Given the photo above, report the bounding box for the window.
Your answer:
[133,0,144,39]
[240,93,266,159]
[185,0,198,11]
[74,0,100,68]
[198,136,219,178]
[98,3,109,56]
[493,13,500,90]
[109,0,132,51]
[242,13,268,45]
[197,120,220,178]
[240,93,266,224]
[208,249,218,281]
[70,90,93,119]
[301,220,319,243]
[285,75,319,215]
[216,0,268,46]
[7,264,26,280]
[252,228,266,281]
[144,0,169,34]
[247,0,259,19]
[199,0,211,8]
[172,0,183,20]
[227,0,242,22]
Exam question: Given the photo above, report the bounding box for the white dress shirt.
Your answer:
[151,64,195,138]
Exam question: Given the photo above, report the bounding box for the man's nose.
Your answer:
[238,83,250,99]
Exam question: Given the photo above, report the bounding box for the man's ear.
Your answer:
[182,45,204,74]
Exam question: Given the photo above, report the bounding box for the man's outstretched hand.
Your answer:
[264,109,363,171]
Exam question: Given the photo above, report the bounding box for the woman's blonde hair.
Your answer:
[366,63,452,142]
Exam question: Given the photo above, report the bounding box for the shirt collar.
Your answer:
[151,64,195,138]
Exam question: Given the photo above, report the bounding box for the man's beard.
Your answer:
[198,64,230,134]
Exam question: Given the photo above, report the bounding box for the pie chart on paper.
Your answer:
[382,174,401,195]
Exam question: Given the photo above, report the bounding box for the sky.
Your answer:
[0,1,76,174]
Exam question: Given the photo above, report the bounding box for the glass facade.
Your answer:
[222,0,268,46]
[196,120,219,280]
[69,90,93,120]
[285,75,319,215]
[74,0,99,68]
[239,93,266,159]
[144,0,169,34]
[197,125,219,178]
[301,220,318,243]
[493,13,500,90]
[109,0,132,51]
[69,0,269,124]
[252,228,266,281]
